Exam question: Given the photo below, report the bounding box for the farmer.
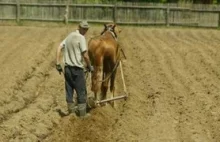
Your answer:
[56,21,93,118]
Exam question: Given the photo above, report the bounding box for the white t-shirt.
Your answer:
[60,30,87,68]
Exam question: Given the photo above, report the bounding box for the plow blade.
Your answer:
[87,95,127,108]
[96,95,127,104]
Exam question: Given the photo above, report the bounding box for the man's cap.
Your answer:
[79,21,89,29]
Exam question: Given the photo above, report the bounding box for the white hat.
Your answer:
[79,21,89,29]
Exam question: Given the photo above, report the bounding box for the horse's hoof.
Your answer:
[87,96,96,108]
[109,101,115,108]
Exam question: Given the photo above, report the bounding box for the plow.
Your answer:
[86,60,128,108]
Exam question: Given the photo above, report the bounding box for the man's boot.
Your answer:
[77,103,90,118]
[67,103,77,114]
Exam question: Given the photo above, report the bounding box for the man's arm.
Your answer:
[82,50,91,66]
[82,51,93,72]
[80,36,93,71]
[56,44,64,74]
[56,45,63,65]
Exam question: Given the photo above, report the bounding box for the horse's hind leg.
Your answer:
[101,76,110,100]
[110,64,117,107]
[101,82,107,100]
[110,67,117,93]
[101,59,112,106]
[100,71,111,107]
[91,65,103,101]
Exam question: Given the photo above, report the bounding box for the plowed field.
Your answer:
[0,24,220,142]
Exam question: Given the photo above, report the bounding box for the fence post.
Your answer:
[166,3,170,27]
[218,12,220,28]
[113,3,117,23]
[16,0,20,23]
[64,0,69,24]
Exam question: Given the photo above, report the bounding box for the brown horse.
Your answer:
[88,23,121,102]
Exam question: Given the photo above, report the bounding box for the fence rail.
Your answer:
[1,1,220,28]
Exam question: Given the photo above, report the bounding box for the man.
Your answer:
[56,21,93,118]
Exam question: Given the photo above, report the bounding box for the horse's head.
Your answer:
[101,23,122,39]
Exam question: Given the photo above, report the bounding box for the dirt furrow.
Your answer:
[141,29,195,141]
[0,41,55,119]
[1,25,220,142]
[0,27,29,54]
[129,30,186,141]
[180,31,220,85]
[0,41,58,140]
[108,27,154,141]
[168,30,220,141]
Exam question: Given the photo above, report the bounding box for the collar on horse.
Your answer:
[101,30,117,41]
[109,31,117,41]
[101,25,118,41]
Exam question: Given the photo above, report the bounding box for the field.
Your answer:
[0,23,220,142]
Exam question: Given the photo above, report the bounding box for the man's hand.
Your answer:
[56,64,63,74]
[87,65,94,72]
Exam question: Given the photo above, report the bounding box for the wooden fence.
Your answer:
[1,0,220,28]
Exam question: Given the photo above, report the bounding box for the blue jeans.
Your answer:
[64,66,87,104]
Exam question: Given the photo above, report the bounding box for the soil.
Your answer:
[0,23,220,142]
